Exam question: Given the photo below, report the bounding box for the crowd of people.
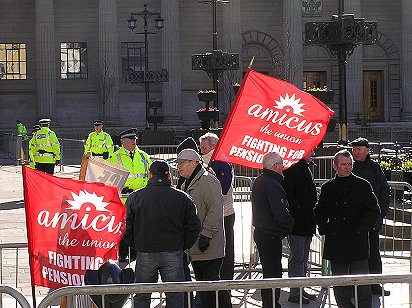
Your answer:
[26,118,391,308]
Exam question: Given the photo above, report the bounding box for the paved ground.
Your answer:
[0,157,410,307]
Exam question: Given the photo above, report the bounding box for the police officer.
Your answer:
[28,124,41,169]
[108,128,152,194]
[17,120,28,140]
[32,118,61,175]
[108,128,152,262]
[84,120,114,159]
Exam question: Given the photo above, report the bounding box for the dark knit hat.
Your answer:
[149,160,170,177]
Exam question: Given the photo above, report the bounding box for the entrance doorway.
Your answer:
[363,71,384,122]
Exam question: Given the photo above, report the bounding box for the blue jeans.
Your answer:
[287,235,312,297]
[134,251,185,308]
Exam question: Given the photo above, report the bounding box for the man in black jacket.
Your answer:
[282,150,318,304]
[252,152,294,308]
[124,160,201,307]
[351,138,391,296]
[315,150,380,308]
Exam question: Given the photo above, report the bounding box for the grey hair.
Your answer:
[262,152,282,170]
[333,149,353,164]
[199,132,219,147]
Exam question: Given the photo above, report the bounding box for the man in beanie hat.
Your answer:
[124,159,200,307]
[351,137,391,296]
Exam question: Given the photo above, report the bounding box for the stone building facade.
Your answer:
[0,0,410,136]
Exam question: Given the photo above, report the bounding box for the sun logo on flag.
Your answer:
[274,93,306,116]
[66,190,110,212]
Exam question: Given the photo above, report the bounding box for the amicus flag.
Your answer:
[212,69,335,169]
[22,166,125,289]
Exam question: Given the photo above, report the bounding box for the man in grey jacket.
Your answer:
[176,149,232,308]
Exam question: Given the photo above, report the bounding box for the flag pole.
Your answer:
[248,56,255,69]
[23,166,37,308]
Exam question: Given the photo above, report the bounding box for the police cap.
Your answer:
[93,120,104,126]
[32,124,41,131]
[38,118,51,126]
[119,128,137,139]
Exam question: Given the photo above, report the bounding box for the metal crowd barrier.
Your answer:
[35,273,412,308]
[0,285,30,308]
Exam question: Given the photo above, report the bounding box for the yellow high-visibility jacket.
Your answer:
[32,127,61,164]
[28,135,36,168]
[84,131,114,157]
[108,146,152,191]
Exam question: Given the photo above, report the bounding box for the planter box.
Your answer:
[306,90,335,104]
[197,91,216,103]
[146,115,164,124]
[147,99,163,110]
[196,110,219,121]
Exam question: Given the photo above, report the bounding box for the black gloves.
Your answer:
[55,160,60,166]
[121,187,134,194]
[198,234,211,252]
[102,152,109,159]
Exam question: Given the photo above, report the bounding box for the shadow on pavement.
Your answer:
[0,200,24,210]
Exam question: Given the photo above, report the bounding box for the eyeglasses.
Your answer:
[273,162,283,167]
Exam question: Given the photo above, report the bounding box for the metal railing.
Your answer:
[35,273,412,308]
[0,285,30,308]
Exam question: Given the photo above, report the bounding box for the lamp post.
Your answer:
[192,0,239,114]
[304,0,377,144]
[127,4,168,130]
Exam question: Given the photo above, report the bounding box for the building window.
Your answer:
[303,71,327,89]
[60,42,88,79]
[0,43,27,80]
[121,42,145,78]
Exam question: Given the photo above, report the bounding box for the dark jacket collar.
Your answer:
[147,177,171,186]
[262,168,284,182]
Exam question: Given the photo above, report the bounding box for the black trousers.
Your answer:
[331,259,372,308]
[221,213,235,280]
[35,163,55,175]
[368,230,383,290]
[192,258,232,308]
[254,229,283,308]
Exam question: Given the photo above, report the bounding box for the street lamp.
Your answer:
[192,0,239,114]
[305,0,377,144]
[127,4,168,130]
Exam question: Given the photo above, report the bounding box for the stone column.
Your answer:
[344,0,364,121]
[161,0,182,124]
[35,0,56,119]
[283,0,303,88]
[222,0,242,114]
[402,0,412,119]
[98,0,120,124]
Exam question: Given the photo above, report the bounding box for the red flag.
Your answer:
[22,166,125,289]
[212,69,335,169]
